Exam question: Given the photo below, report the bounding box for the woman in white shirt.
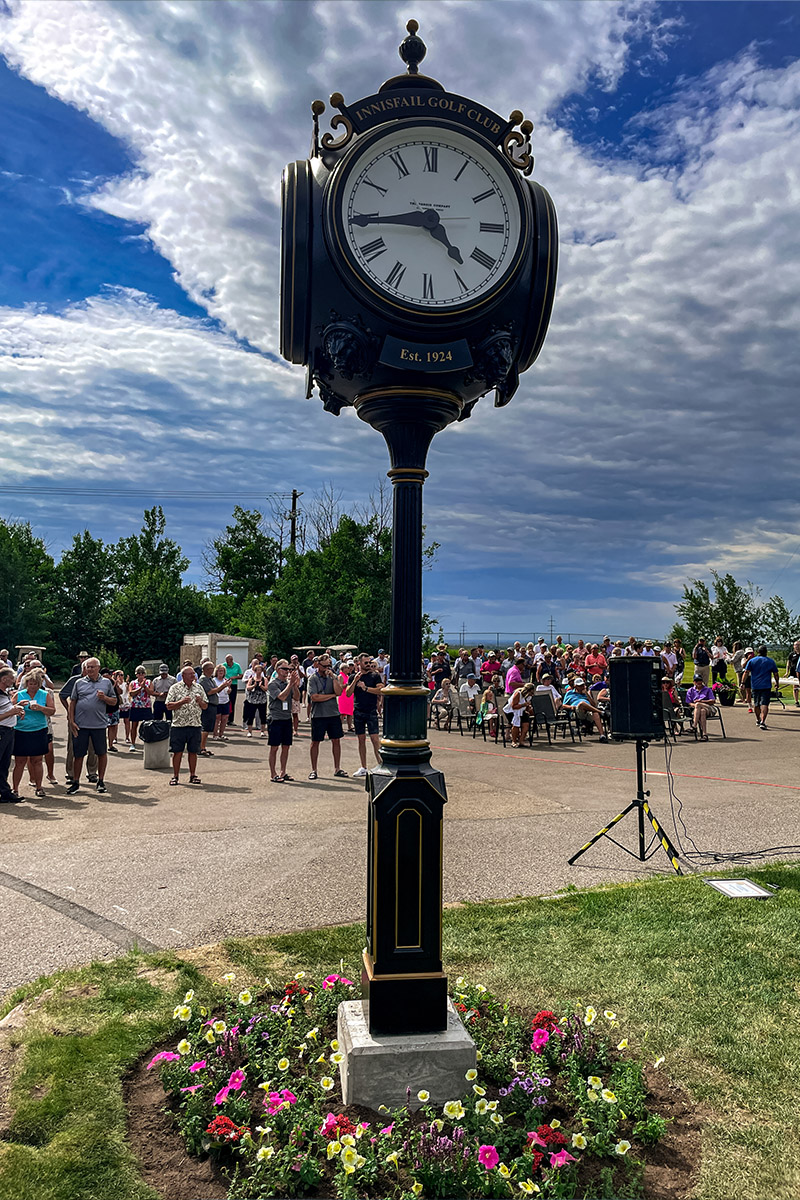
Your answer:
[213,665,230,741]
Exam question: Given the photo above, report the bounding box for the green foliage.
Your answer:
[204,506,279,603]
[757,595,797,653]
[260,514,392,650]
[53,529,112,659]
[0,518,55,652]
[101,571,211,668]
[674,571,797,652]
[108,506,189,583]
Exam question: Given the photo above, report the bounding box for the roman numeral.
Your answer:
[479,221,504,233]
[423,146,438,172]
[470,247,496,270]
[362,177,388,196]
[422,273,434,299]
[454,270,468,294]
[472,188,495,204]
[361,237,387,262]
[386,260,406,287]
[454,160,468,181]
[389,151,410,178]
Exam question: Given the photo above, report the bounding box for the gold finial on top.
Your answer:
[330,92,344,108]
[521,119,533,136]
[311,100,326,116]
[407,18,419,34]
[509,110,523,124]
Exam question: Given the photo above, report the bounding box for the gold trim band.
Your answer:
[363,950,445,983]
[356,385,462,404]
[380,738,430,749]
[387,467,429,479]
[381,686,431,698]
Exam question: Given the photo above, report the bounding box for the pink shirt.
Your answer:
[505,665,523,694]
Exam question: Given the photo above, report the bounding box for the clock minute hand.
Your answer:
[349,211,428,227]
[427,221,463,264]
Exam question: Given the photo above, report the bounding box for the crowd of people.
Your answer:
[0,634,796,802]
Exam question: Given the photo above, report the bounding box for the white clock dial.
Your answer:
[331,124,524,312]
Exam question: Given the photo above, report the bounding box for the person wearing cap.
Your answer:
[562,677,609,741]
[459,673,481,711]
[535,672,562,710]
[376,649,390,683]
[268,660,301,782]
[641,640,656,658]
[661,641,678,679]
[152,664,176,723]
[742,645,779,730]
[684,673,717,739]
[480,650,500,686]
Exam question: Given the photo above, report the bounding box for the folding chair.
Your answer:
[531,694,580,743]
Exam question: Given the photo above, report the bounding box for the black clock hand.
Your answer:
[427,221,463,264]
[349,211,428,227]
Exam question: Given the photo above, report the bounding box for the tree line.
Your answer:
[668,571,797,653]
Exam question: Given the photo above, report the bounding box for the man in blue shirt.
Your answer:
[742,645,779,729]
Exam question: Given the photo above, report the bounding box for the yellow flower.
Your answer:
[475,1098,489,1115]
[412,1184,423,1197]
[549,1119,561,1129]
[431,1118,444,1132]
[386,1150,399,1167]
[277,1057,289,1071]
[356,1156,366,1168]
[490,1112,503,1126]
[320,1076,334,1091]
[617,1038,629,1050]
[587,1075,602,1090]
[502,1015,509,1026]
[294,971,306,980]
[257,1082,270,1091]
[256,1145,274,1161]
[356,1123,369,1138]
[584,1007,597,1026]
[341,1134,356,1147]
[174,1005,191,1021]
[327,1141,341,1159]
[476,984,487,993]
[473,1084,486,1096]
[487,1100,498,1111]
[199,1007,208,1017]
[221,972,235,984]
[519,1182,539,1196]
[183,990,194,1002]
[443,1100,465,1120]
[306,1027,319,1041]
[572,1133,588,1149]
[238,990,252,1006]
[475,1050,483,1061]
[263,976,271,988]
[654,1056,665,1069]
[330,1039,339,1051]
[614,1140,631,1156]
[176,1039,191,1055]
[341,1146,358,1167]
[465,1068,478,1081]
[499,1164,511,1178]
[330,1052,344,1065]
[204,1029,216,1044]
[417,1090,430,1102]
[601,1089,617,1104]
[316,1053,327,1064]
[212,1020,226,1034]
[586,1088,600,1103]
[604,1009,617,1021]
[455,975,467,987]
[342,1163,355,1175]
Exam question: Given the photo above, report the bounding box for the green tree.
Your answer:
[0,519,55,653]
[109,506,189,583]
[674,571,760,647]
[757,595,797,654]
[53,530,111,658]
[203,506,279,603]
[101,571,210,668]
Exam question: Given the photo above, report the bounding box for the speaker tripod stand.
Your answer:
[568,738,683,876]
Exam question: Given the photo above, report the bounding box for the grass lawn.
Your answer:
[1,864,799,1200]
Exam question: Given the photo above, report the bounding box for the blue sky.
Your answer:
[2,0,800,640]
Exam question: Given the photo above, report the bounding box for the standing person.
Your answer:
[165,666,207,785]
[306,655,347,780]
[740,648,755,711]
[151,664,176,722]
[12,669,55,798]
[60,664,99,784]
[118,672,132,743]
[108,670,126,752]
[347,653,384,777]
[692,638,712,686]
[711,637,730,683]
[660,641,678,679]
[0,666,25,803]
[504,681,534,748]
[127,666,154,751]
[243,663,269,738]
[375,649,391,684]
[267,660,300,782]
[224,654,244,727]
[289,654,304,734]
[731,642,747,697]
[67,658,116,794]
[197,661,226,755]
[212,665,230,740]
[742,645,780,730]
[504,656,525,695]
[786,640,800,708]
[684,674,717,740]
[338,660,355,733]
[673,639,686,686]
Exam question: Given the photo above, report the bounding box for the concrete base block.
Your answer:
[143,738,171,770]
[337,998,476,1111]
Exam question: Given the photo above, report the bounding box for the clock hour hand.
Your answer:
[427,221,463,264]
[349,211,428,227]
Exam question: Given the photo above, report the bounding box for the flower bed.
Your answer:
[149,969,671,1198]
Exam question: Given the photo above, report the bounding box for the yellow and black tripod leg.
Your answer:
[568,802,637,865]
[642,800,683,875]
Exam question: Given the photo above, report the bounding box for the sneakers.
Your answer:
[67,781,79,795]
[128,744,138,752]
[747,707,753,713]
[759,722,768,730]
[96,781,107,793]
[88,774,98,783]
[107,745,118,753]
[352,766,368,777]
[0,793,23,804]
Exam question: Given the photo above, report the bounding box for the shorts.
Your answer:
[752,689,772,707]
[107,711,120,726]
[119,706,131,718]
[201,706,217,733]
[216,702,229,717]
[354,710,379,736]
[311,714,344,743]
[169,725,202,755]
[268,720,293,746]
[13,727,50,758]
[130,707,152,723]
[72,727,108,758]
[291,699,301,715]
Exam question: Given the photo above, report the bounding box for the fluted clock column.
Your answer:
[354,386,463,1035]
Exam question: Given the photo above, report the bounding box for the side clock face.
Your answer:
[327,123,526,315]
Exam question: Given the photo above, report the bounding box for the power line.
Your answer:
[0,486,293,500]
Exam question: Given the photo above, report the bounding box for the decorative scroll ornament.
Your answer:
[502,110,534,176]
[315,378,350,416]
[318,312,379,381]
[466,324,520,408]
[311,94,355,155]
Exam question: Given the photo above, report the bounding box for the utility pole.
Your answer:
[548,614,555,643]
[290,489,303,550]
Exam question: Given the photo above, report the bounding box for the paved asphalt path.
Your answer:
[2,703,799,997]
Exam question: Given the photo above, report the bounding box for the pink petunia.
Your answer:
[322,974,340,989]
[379,1123,395,1136]
[478,1145,499,1171]
[549,1150,577,1169]
[319,1113,338,1135]
[531,1028,550,1053]
[228,1069,246,1091]
[527,1131,548,1149]
[188,1060,207,1073]
[214,1086,231,1105]
[340,978,354,986]
[282,1089,297,1105]
[146,1051,180,1070]
[180,1084,203,1093]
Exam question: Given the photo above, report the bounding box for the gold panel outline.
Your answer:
[395,806,423,949]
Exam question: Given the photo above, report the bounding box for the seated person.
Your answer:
[431,677,453,715]
[588,673,609,703]
[562,677,609,741]
[661,677,685,735]
[684,673,717,740]
[459,674,481,711]
[535,673,562,710]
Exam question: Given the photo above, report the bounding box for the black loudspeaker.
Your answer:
[608,656,665,740]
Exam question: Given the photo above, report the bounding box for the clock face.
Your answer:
[327,124,525,314]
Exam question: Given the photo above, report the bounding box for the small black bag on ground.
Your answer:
[138,720,170,743]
